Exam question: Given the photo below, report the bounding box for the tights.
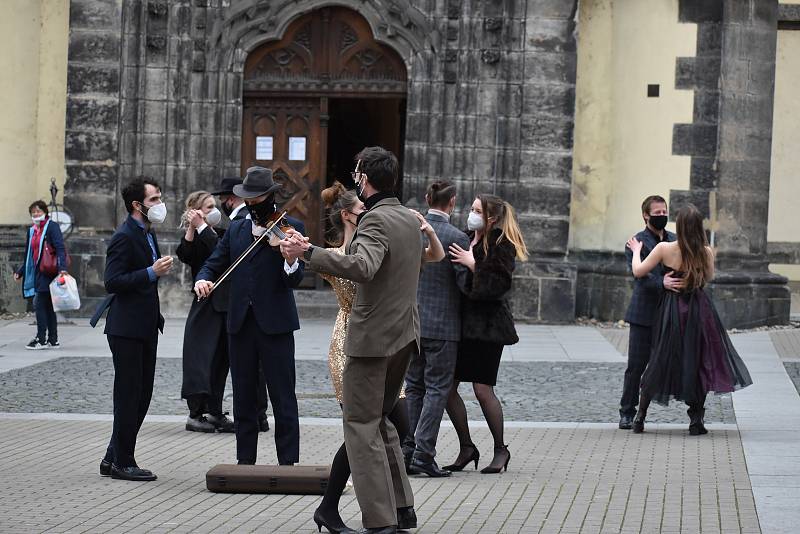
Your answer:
[446,381,505,466]
[317,398,410,524]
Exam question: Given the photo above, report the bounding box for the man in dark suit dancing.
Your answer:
[403,180,469,477]
[619,195,682,429]
[96,178,173,481]
[196,167,304,465]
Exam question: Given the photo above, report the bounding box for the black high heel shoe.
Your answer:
[480,445,510,474]
[632,397,650,434]
[443,443,480,472]
[313,507,355,533]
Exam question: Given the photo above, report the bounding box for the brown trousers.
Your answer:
[342,341,416,528]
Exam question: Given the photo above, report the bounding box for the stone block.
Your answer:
[697,22,722,53]
[518,151,573,185]
[473,148,494,178]
[66,97,120,131]
[65,131,118,162]
[119,131,138,165]
[669,189,710,218]
[69,32,121,64]
[523,52,576,85]
[692,90,720,123]
[690,156,719,189]
[143,101,167,133]
[539,277,576,322]
[141,133,167,165]
[672,123,717,157]
[69,0,122,29]
[522,84,575,117]
[511,275,540,319]
[526,0,578,20]
[496,117,521,149]
[520,115,574,151]
[452,147,476,179]
[67,65,121,95]
[442,114,457,145]
[475,115,497,148]
[525,18,576,53]
[496,182,571,218]
[65,164,119,191]
[518,216,569,253]
[63,188,118,232]
[144,68,169,100]
[679,0,722,23]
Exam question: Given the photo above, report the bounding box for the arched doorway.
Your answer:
[242,7,408,257]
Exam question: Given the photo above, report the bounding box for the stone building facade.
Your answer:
[0,0,795,327]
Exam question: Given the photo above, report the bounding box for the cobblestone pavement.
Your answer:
[0,418,759,534]
[0,357,736,424]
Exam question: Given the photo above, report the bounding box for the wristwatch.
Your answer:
[303,244,315,262]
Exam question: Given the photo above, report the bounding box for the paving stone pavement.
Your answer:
[0,418,759,534]
[0,357,736,424]
[784,362,800,396]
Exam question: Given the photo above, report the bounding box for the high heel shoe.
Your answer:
[443,443,480,472]
[313,507,355,533]
[480,445,510,474]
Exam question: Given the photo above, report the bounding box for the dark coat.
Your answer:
[624,227,676,327]
[176,226,229,313]
[98,215,165,339]
[196,216,305,335]
[16,218,68,294]
[460,228,519,346]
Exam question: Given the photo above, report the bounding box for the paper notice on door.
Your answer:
[288,137,307,161]
[256,136,273,160]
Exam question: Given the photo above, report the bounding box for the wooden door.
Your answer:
[241,97,325,246]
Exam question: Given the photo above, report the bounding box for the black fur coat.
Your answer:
[461,229,519,346]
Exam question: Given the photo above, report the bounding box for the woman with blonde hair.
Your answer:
[312,181,445,533]
[627,204,752,434]
[175,190,234,433]
[445,193,528,474]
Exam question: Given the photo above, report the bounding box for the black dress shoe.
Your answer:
[408,457,451,478]
[186,415,216,433]
[313,507,356,533]
[619,414,633,430]
[356,527,396,534]
[111,465,157,481]
[258,413,270,432]
[206,413,235,433]
[396,506,417,529]
[100,459,112,477]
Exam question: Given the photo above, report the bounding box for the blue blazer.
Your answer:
[94,215,165,339]
[16,219,68,294]
[196,216,305,336]
[624,227,676,327]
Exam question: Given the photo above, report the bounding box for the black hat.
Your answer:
[233,166,282,199]
[210,177,243,196]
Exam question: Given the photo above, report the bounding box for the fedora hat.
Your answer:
[232,166,282,199]
[210,177,243,196]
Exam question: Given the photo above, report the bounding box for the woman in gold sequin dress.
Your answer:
[313,182,445,534]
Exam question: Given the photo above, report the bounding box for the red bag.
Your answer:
[39,241,71,277]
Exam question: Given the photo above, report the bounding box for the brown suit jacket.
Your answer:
[307,197,423,357]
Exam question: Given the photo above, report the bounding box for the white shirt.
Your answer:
[427,208,450,220]
[229,203,247,221]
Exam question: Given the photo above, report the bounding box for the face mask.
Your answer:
[31,215,46,223]
[141,202,167,224]
[246,196,276,226]
[355,175,367,202]
[649,215,668,231]
[205,207,221,227]
[467,212,485,231]
[221,200,233,217]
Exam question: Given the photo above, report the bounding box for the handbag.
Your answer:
[38,223,71,277]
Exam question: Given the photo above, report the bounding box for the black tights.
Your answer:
[445,381,506,468]
[317,398,410,522]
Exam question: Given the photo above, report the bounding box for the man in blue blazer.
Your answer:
[95,178,173,481]
[195,167,304,465]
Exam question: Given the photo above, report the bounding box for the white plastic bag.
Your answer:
[50,274,81,312]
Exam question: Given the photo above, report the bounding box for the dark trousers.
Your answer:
[104,334,158,468]
[620,323,652,417]
[403,338,458,460]
[34,291,58,343]
[187,333,230,417]
[228,310,299,465]
[256,364,269,417]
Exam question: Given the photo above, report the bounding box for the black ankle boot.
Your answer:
[688,405,708,436]
[632,399,649,434]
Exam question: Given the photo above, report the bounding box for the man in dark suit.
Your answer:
[196,167,304,465]
[95,178,173,481]
[404,180,469,478]
[619,195,682,429]
[211,177,270,432]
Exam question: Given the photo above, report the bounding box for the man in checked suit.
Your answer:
[618,195,682,429]
[281,147,421,534]
[403,180,469,478]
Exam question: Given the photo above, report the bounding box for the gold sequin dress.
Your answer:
[321,246,405,403]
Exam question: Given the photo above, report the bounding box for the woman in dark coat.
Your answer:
[14,200,68,349]
[444,194,528,474]
[176,190,234,433]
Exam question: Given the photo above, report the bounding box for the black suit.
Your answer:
[99,215,165,468]
[197,216,305,464]
[620,227,676,417]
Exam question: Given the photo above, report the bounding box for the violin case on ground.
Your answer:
[206,464,330,494]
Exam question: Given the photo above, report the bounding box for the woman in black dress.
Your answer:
[444,194,528,474]
[176,190,234,433]
[627,204,752,434]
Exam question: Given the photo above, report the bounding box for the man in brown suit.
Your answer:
[280,147,421,534]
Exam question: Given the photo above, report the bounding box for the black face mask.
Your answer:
[649,215,668,231]
[247,195,276,226]
[221,200,233,217]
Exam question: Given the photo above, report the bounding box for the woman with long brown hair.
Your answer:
[445,193,528,474]
[627,204,752,434]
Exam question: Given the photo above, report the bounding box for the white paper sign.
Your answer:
[288,137,307,161]
[256,136,273,160]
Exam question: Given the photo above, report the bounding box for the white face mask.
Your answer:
[205,207,221,227]
[467,212,485,231]
[31,215,46,223]
[141,202,167,224]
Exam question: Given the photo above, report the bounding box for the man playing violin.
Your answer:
[195,166,304,466]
